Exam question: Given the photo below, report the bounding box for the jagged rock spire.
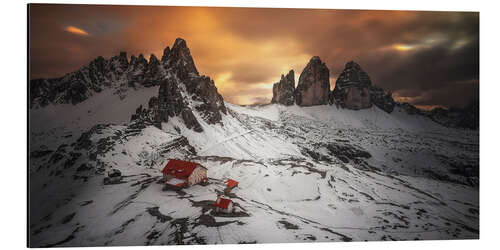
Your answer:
[141,54,160,87]
[149,53,159,65]
[130,54,147,68]
[161,38,198,79]
[271,70,295,106]
[295,56,330,106]
[161,46,170,62]
[132,37,227,132]
[109,51,129,73]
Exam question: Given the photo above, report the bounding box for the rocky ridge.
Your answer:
[30,50,165,108]
[30,38,227,132]
[130,38,227,132]
[31,38,477,131]
[269,58,477,129]
[270,58,395,112]
[271,70,295,106]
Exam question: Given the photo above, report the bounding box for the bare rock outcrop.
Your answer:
[131,38,226,132]
[30,52,131,107]
[295,56,330,106]
[331,61,395,113]
[369,85,396,113]
[331,61,372,110]
[32,37,227,133]
[271,70,295,105]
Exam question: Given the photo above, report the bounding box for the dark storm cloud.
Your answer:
[365,37,479,107]
[28,5,479,107]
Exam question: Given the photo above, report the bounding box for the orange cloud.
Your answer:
[64,26,89,36]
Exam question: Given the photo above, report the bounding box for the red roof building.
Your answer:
[226,179,238,189]
[224,179,239,194]
[162,159,207,188]
[214,194,234,213]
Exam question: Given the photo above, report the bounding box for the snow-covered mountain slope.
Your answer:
[28,98,479,246]
[29,86,159,154]
[30,86,159,132]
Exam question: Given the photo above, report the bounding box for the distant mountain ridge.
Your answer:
[270,57,478,130]
[30,38,227,132]
[30,51,161,108]
[271,57,396,112]
[30,38,478,130]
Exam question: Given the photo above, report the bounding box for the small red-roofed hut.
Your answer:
[224,179,239,194]
[214,194,234,213]
[162,159,207,189]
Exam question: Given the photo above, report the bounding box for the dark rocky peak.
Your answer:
[310,56,322,63]
[149,54,159,66]
[84,56,109,87]
[131,38,227,132]
[332,61,395,112]
[130,54,147,68]
[163,38,199,78]
[345,60,361,70]
[281,70,295,84]
[127,54,150,88]
[137,54,147,64]
[336,60,372,87]
[88,56,106,73]
[114,51,128,64]
[32,37,227,132]
[161,46,171,62]
[271,69,295,106]
[173,37,188,50]
[141,54,161,87]
[369,85,396,113]
[295,56,330,106]
[90,56,106,65]
[108,51,129,73]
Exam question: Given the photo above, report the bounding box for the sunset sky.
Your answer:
[29,4,479,108]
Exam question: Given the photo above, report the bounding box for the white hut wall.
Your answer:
[188,166,207,186]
